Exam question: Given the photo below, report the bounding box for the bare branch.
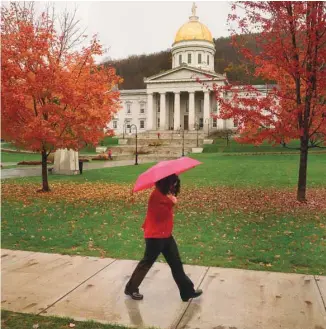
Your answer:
[58,5,87,53]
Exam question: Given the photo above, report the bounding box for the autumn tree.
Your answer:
[1,3,122,191]
[207,1,326,202]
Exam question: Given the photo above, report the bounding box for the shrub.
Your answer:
[148,141,163,147]
[92,153,109,161]
[18,161,52,165]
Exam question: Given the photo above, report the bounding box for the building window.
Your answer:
[188,53,192,64]
[207,55,209,65]
[199,118,203,128]
[140,104,145,114]
[185,100,189,113]
[126,103,131,114]
[157,118,160,128]
[113,121,117,129]
[140,120,145,129]
[126,120,131,129]
[213,118,217,128]
[179,54,182,65]
[200,99,203,112]
[234,119,238,128]
[198,53,202,64]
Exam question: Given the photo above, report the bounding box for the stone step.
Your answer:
[121,131,205,140]
[111,145,195,154]
[113,154,181,161]
[124,139,204,146]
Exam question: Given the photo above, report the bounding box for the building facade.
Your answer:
[109,4,267,135]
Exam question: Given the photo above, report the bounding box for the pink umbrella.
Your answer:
[133,157,202,193]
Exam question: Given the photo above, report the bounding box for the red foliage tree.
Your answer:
[1,3,122,191]
[205,1,326,202]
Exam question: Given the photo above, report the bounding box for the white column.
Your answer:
[160,92,166,130]
[146,92,153,131]
[189,91,195,130]
[204,90,210,123]
[174,92,181,130]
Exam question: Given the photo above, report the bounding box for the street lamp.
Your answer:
[129,124,138,165]
[177,125,185,157]
[205,118,211,137]
[181,126,185,157]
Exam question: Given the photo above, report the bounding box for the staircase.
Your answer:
[110,130,204,160]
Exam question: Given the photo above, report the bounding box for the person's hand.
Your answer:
[168,194,177,204]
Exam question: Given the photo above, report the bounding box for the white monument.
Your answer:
[53,149,79,175]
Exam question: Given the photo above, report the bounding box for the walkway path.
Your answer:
[1,159,154,179]
[1,249,325,329]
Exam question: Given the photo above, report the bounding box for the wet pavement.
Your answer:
[1,166,50,179]
[1,162,17,167]
[1,159,155,179]
[2,249,326,329]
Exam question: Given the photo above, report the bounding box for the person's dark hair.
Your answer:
[155,174,180,196]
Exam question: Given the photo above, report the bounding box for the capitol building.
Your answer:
[109,4,264,135]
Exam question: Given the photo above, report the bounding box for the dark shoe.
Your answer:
[181,289,203,302]
[124,288,144,301]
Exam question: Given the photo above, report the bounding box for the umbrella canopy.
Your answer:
[133,157,202,193]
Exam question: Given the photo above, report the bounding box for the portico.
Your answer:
[146,88,214,131]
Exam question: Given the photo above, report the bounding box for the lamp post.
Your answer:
[205,118,211,137]
[177,125,185,157]
[181,126,185,157]
[129,124,138,165]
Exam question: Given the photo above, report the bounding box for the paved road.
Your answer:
[1,159,155,179]
[2,249,325,328]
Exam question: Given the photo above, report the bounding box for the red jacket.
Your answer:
[142,188,175,238]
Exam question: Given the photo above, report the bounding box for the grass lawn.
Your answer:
[202,139,323,153]
[1,310,133,329]
[1,137,118,160]
[1,151,41,163]
[6,153,326,188]
[80,137,119,153]
[2,197,325,274]
[2,153,325,275]
[1,142,19,150]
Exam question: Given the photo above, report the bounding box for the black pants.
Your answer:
[125,236,195,299]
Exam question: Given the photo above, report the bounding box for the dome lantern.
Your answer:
[173,2,213,45]
[171,3,216,71]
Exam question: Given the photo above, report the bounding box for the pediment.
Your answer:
[145,66,224,83]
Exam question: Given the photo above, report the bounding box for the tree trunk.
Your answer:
[41,149,50,192]
[297,139,308,202]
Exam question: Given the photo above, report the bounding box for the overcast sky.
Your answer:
[42,1,235,61]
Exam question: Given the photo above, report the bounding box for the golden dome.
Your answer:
[174,19,213,44]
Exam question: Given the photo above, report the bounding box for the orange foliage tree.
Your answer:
[201,1,326,202]
[1,3,122,191]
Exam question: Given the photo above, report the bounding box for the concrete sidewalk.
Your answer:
[1,249,325,329]
[1,159,154,179]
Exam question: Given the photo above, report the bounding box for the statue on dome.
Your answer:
[191,2,197,17]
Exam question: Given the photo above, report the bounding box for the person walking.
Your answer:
[124,174,203,302]
[107,149,113,160]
